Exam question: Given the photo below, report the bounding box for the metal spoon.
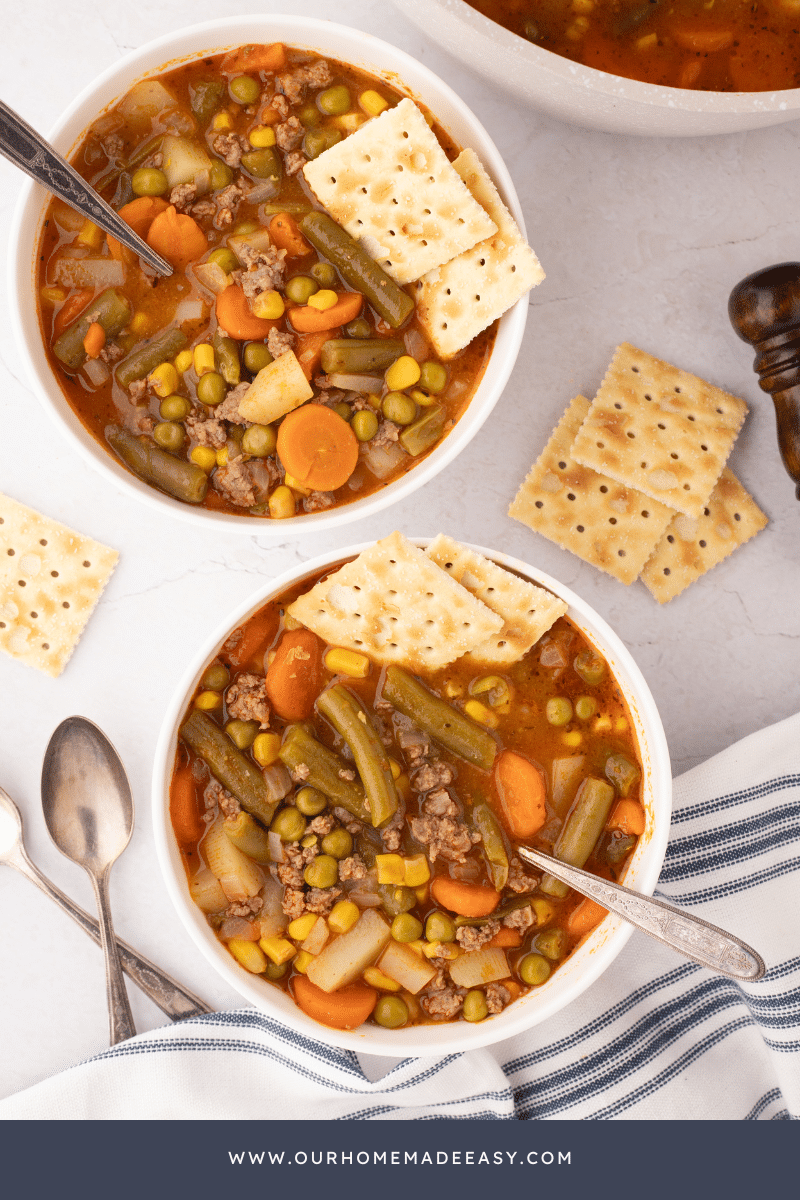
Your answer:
[0,98,172,277]
[41,718,137,1043]
[517,846,766,981]
[0,785,210,1020]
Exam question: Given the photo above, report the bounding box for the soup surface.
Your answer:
[37,45,493,518]
[169,555,646,1032]
[465,0,800,91]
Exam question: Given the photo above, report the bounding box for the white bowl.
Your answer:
[153,539,672,1056]
[9,16,527,536]
[394,0,800,137]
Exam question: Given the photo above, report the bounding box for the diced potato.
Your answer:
[161,135,213,188]
[189,867,227,913]
[202,818,263,901]
[118,80,177,120]
[377,941,437,994]
[449,947,510,990]
[301,916,330,956]
[256,875,287,939]
[360,439,406,480]
[238,350,313,425]
[54,258,125,289]
[307,909,390,994]
[227,228,273,261]
[551,756,586,815]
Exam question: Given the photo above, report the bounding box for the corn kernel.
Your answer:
[324,647,370,678]
[376,854,405,885]
[414,883,429,904]
[395,773,411,801]
[280,472,311,497]
[253,731,281,766]
[636,32,658,49]
[422,941,459,960]
[77,219,104,250]
[249,125,276,147]
[213,111,233,130]
[129,311,150,336]
[190,446,217,471]
[444,680,463,699]
[387,757,402,781]
[288,913,317,942]
[192,343,214,376]
[566,17,590,38]
[532,898,555,926]
[363,966,401,990]
[149,362,179,398]
[464,699,499,729]
[409,388,436,407]
[328,900,360,934]
[228,939,268,973]
[562,730,583,747]
[216,446,229,467]
[385,355,421,391]
[403,854,430,887]
[252,290,285,319]
[293,950,314,974]
[301,833,318,849]
[406,940,427,956]
[306,288,338,312]
[359,89,389,117]
[40,285,66,306]
[259,936,297,965]
[174,349,194,374]
[615,717,629,733]
[572,0,594,10]
[269,485,296,519]
[367,392,382,409]
[593,715,612,733]
[194,690,222,710]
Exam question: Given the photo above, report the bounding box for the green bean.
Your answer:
[471,802,509,891]
[534,928,567,961]
[278,724,370,822]
[181,709,285,826]
[260,202,311,215]
[213,330,241,386]
[53,288,132,369]
[320,339,405,376]
[300,212,415,328]
[302,127,341,160]
[116,328,188,387]
[605,754,641,798]
[316,685,399,828]
[398,404,445,457]
[126,135,163,170]
[382,666,497,771]
[224,810,273,864]
[190,80,225,123]
[378,884,415,917]
[105,424,208,504]
[540,776,615,898]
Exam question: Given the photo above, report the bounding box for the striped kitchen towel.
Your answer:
[2,712,798,1120]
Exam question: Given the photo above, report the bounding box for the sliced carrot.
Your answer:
[265,628,325,721]
[429,877,500,919]
[269,213,312,258]
[678,59,703,89]
[292,976,377,1030]
[486,927,523,949]
[296,329,339,379]
[493,749,548,840]
[82,322,106,359]
[672,29,734,53]
[53,288,94,338]
[220,42,287,75]
[215,285,280,340]
[223,608,279,670]
[606,799,646,837]
[146,205,208,270]
[276,403,359,491]
[289,292,363,334]
[107,196,170,261]
[566,898,608,939]
[170,764,205,846]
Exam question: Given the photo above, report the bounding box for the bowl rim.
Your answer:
[151,537,672,1057]
[8,14,528,537]
[399,0,800,114]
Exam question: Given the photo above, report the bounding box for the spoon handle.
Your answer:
[0,98,172,277]
[516,846,765,981]
[92,870,137,1044]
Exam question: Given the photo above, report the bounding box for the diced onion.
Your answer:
[219,917,258,941]
[403,328,429,360]
[268,831,285,863]
[193,261,230,295]
[83,357,110,387]
[262,762,292,804]
[360,439,406,480]
[174,298,206,323]
[327,373,384,393]
[345,887,381,907]
[539,641,567,669]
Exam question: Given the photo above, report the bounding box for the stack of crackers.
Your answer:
[288,531,566,669]
[303,99,544,358]
[509,343,768,603]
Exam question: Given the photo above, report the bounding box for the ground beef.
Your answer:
[303,491,335,513]
[410,761,454,793]
[333,807,363,835]
[308,813,336,837]
[507,856,540,894]
[266,93,290,120]
[101,133,124,160]
[396,723,430,761]
[211,132,249,167]
[503,905,535,933]
[275,115,303,152]
[338,767,356,781]
[214,459,257,508]
[225,672,270,727]
[380,809,405,852]
[204,778,241,819]
[240,245,287,302]
[191,199,217,222]
[169,182,197,211]
[485,983,511,1015]
[267,327,295,358]
[422,788,458,818]
[456,920,500,951]
[420,986,464,1020]
[291,763,310,783]
[277,60,333,104]
[372,420,400,449]
[128,378,147,403]
[99,342,123,365]
[133,409,154,434]
[282,888,306,919]
[408,812,478,864]
[338,854,367,881]
[214,383,250,425]
[213,182,245,229]
[185,413,227,448]
[283,151,307,176]
[140,150,164,169]
[305,886,342,914]
[225,896,263,918]
[277,844,306,889]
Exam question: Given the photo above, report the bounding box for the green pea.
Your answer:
[270,807,307,843]
[197,372,226,407]
[382,391,417,425]
[131,167,168,197]
[229,75,260,105]
[391,913,423,943]
[462,990,489,1022]
[266,960,288,980]
[225,719,259,750]
[425,911,456,944]
[519,953,551,986]
[153,421,184,451]
[303,127,342,160]
[345,317,371,339]
[546,697,573,726]
[242,424,277,457]
[321,828,353,859]
[534,928,567,961]
[575,696,597,721]
[210,160,234,191]
[373,995,408,1029]
[243,342,273,374]
[574,649,606,686]
[241,148,281,180]
[285,275,319,305]
[299,103,320,128]
[233,219,259,236]
[351,410,378,442]
[295,786,328,817]
[317,85,351,115]
[418,361,447,394]
[310,261,337,288]
[333,402,351,422]
[379,885,416,917]
[202,662,229,690]
[159,395,191,421]
[209,247,239,274]
[303,854,339,889]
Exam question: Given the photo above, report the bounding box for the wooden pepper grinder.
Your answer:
[729,262,800,499]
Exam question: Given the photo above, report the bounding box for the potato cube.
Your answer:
[237,350,313,425]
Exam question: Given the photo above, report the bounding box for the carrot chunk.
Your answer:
[289,292,363,334]
[606,799,646,837]
[672,29,734,53]
[486,927,523,949]
[215,284,279,340]
[296,329,339,379]
[107,196,170,261]
[292,976,377,1030]
[53,288,94,337]
[566,898,608,939]
[82,322,106,359]
[224,608,279,670]
[265,628,325,721]
[146,205,208,270]
[493,749,548,839]
[170,764,205,845]
[220,42,287,75]
[276,403,359,491]
[269,212,312,258]
[429,877,500,918]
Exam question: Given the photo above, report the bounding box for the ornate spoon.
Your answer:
[0,97,172,277]
[517,845,765,981]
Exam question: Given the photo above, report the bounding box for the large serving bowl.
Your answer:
[153,539,672,1056]
[395,0,800,138]
[9,16,527,535]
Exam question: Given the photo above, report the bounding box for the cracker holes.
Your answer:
[658,424,666,430]
[599,485,608,494]
[663,568,671,575]
[576,525,584,533]
[675,387,681,393]
[683,484,691,491]
[567,493,576,501]
[699,540,707,548]
[83,561,91,568]
[644,394,653,402]
[617,550,626,557]
[62,602,70,610]
[667,535,675,543]
[631,366,640,373]
[535,500,543,509]
[688,415,696,422]
[6,549,14,556]
[700,444,708,452]
[734,512,741,521]
[40,539,47,546]
[626,431,635,438]
[704,507,710,516]
[614,403,622,410]
[30,611,38,619]
[640,462,648,469]
[558,461,567,470]
[596,441,604,449]
[42,643,49,650]
[608,517,617,525]
[641,511,650,518]
[670,452,679,460]
[18,580,26,588]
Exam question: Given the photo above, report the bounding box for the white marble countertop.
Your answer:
[1,0,799,1104]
